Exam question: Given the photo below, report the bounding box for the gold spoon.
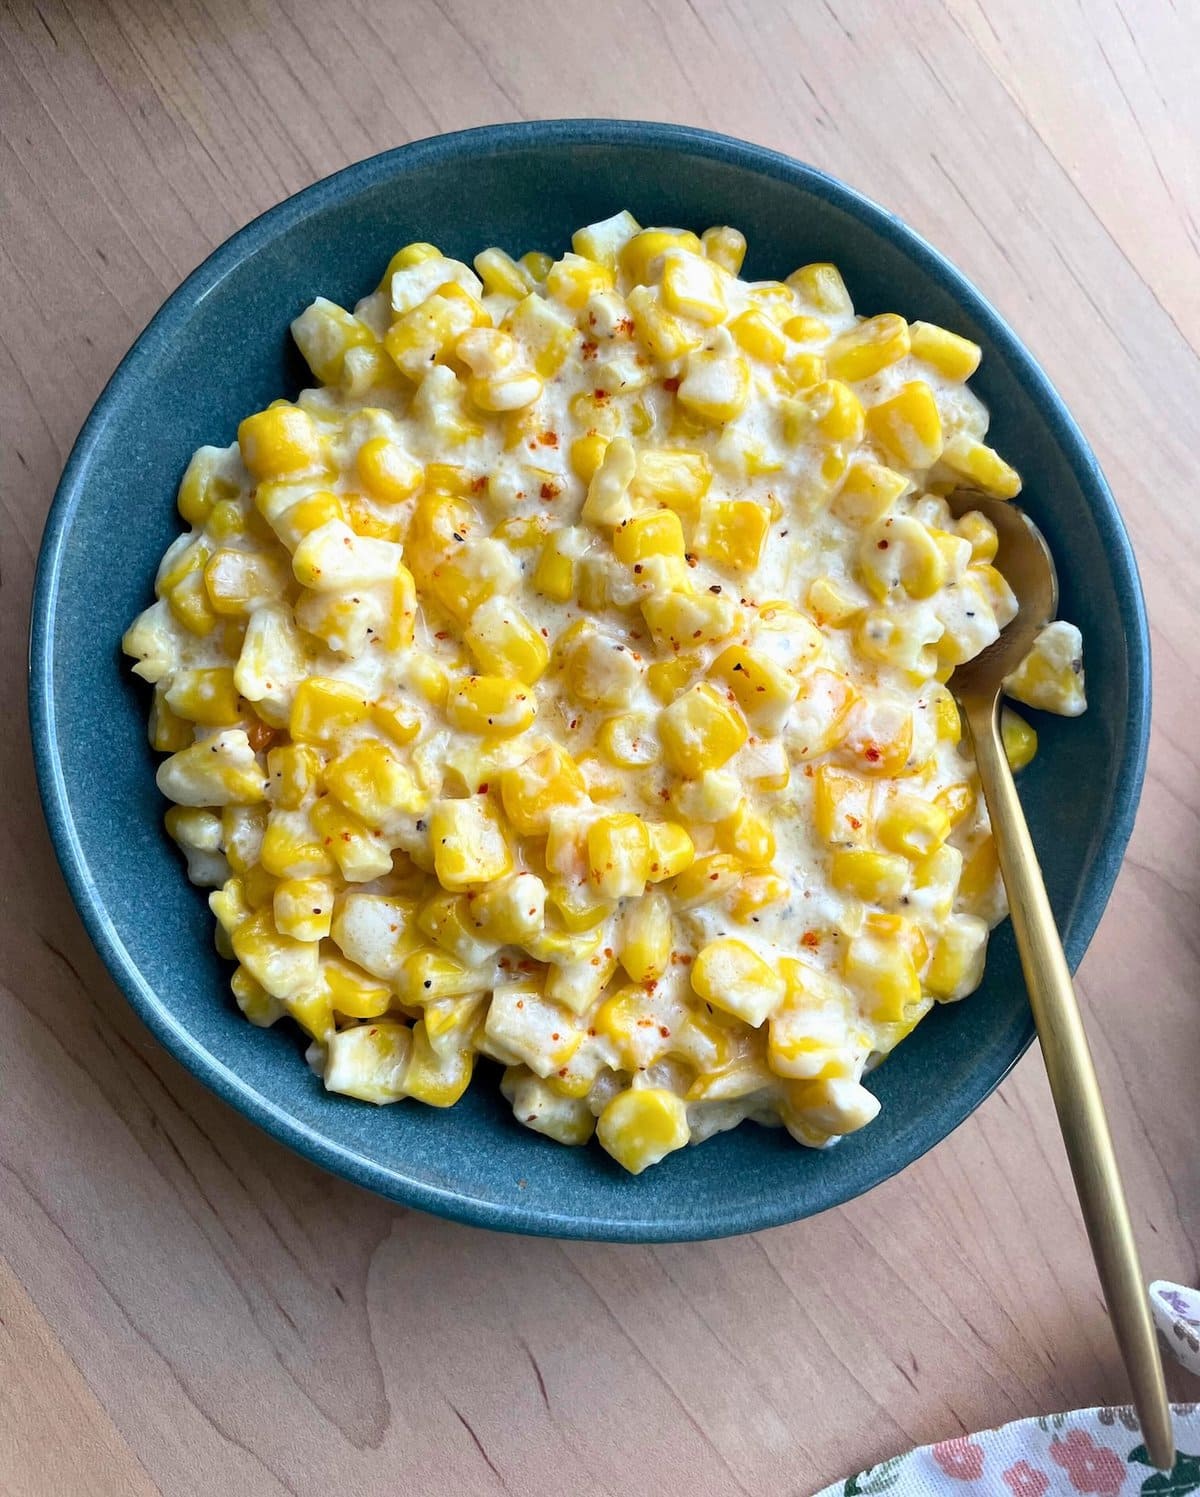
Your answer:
[946,490,1173,1471]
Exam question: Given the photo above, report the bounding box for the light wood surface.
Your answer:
[3,2,1198,1492]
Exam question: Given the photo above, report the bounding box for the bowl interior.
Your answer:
[31,121,1148,1241]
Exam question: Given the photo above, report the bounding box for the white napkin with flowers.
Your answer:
[813,1282,1200,1496]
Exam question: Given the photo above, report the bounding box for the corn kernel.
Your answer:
[909,321,981,380]
[617,892,673,982]
[445,675,536,737]
[843,913,922,1021]
[290,677,370,744]
[677,347,750,424]
[956,509,999,563]
[784,379,864,446]
[728,871,790,921]
[620,228,704,286]
[865,380,944,469]
[859,515,947,601]
[661,250,727,325]
[177,447,240,527]
[645,821,695,882]
[564,630,641,709]
[647,653,701,704]
[670,851,743,908]
[273,876,334,942]
[877,793,951,860]
[230,909,319,1004]
[641,589,736,652]
[925,914,988,1000]
[474,245,535,298]
[500,744,586,835]
[581,437,638,526]
[310,796,393,881]
[238,405,327,481]
[597,1087,690,1174]
[587,813,652,898]
[787,262,853,317]
[325,740,427,823]
[728,308,787,363]
[830,848,909,903]
[571,209,642,269]
[941,433,1022,498]
[693,499,770,571]
[710,645,799,734]
[464,597,549,683]
[631,448,711,515]
[613,509,685,564]
[355,436,423,504]
[428,797,512,891]
[701,225,746,274]
[825,314,910,382]
[401,1020,474,1106]
[532,531,577,602]
[1001,708,1038,771]
[692,938,785,1027]
[466,871,547,944]
[659,683,748,777]
[569,432,610,482]
[715,802,776,868]
[546,252,614,309]
[164,667,241,726]
[597,711,660,768]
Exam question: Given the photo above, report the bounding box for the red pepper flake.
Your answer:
[801,930,821,949]
[537,430,559,447]
[516,1000,525,1009]
[540,481,561,501]
[587,1028,596,1037]
[659,1025,670,1038]
[637,1017,653,1028]
[877,539,890,550]
[551,1032,561,1042]
[558,1067,569,1077]
[477,782,489,794]
[246,721,276,753]
[662,375,681,393]
[593,388,610,402]
[435,630,450,641]
[865,745,882,762]
[616,317,635,336]
[581,340,598,360]
[471,475,488,493]
[847,815,862,830]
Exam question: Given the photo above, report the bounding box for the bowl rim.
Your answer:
[28,119,1152,1241]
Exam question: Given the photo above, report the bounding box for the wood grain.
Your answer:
[2,1,1197,1492]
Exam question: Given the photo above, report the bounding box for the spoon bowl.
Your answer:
[946,490,1058,703]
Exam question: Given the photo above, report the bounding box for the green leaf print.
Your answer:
[1128,1443,1200,1496]
[843,1455,904,1494]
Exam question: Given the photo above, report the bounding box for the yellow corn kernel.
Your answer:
[320,956,392,1020]
[728,308,787,363]
[677,347,751,424]
[597,711,660,768]
[309,796,392,882]
[290,677,370,745]
[659,683,748,778]
[238,405,327,481]
[401,1020,474,1107]
[500,744,586,835]
[272,876,334,942]
[378,241,441,288]
[229,965,282,1027]
[207,498,246,540]
[781,314,830,344]
[646,821,695,882]
[429,796,512,891]
[564,630,641,709]
[728,871,789,921]
[464,598,549,683]
[925,914,988,1001]
[177,447,240,527]
[784,379,864,446]
[660,251,727,325]
[956,509,999,563]
[164,668,241,726]
[325,740,426,823]
[832,460,912,526]
[365,698,418,749]
[617,892,673,982]
[933,783,974,833]
[162,569,217,637]
[790,668,859,759]
[546,252,614,309]
[620,228,704,286]
[518,250,552,282]
[670,851,743,908]
[646,653,701,705]
[710,645,799,734]
[587,813,652,899]
[825,313,910,383]
[641,589,736,652]
[474,245,535,298]
[805,575,862,629]
[569,432,610,483]
[843,913,922,1022]
[202,549,288,617]
[876,793,951,861]
[267,744,321,810]
[623,284,701,361]
[569,210,640,269]
[928,686,962,744]
[529,529,574,598]
[445,675,536,737]
[1001,708,1038,771]
[385,284,488,379]
[693,498,770,571]
[865,380,944,470]
[631,448,712,515]
[813,765,870,845]
[829,848,909,903]
[355,436,423,505]
[692,938,785,1027]
[580,437,637,527]
[259,810,333,879]
[491,516,550,552]
[909,321,981,381]
[149,689,193,752]
[716,802,776,867]
[230,908,319,1004]
[859,515,947,601]
[613,509,685,564]
[291,298,377,385]
[701,225,746,274]
[941,433,1022,498]
[787,262,853,317]
[465,872,546,945]
[597,1087,689,1174]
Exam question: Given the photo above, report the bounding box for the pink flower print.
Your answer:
[1049,1429,1126,1495]
[1003,1460,1051,1497]
[932,1437,985,1481]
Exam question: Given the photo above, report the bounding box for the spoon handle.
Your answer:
[963,693,1174,1472]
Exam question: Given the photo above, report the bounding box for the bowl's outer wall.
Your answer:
[31,122,1150,1241]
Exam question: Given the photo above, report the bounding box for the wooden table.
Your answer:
[3,2,1198,1492]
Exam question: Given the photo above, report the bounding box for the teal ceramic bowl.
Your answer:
[29,121,1150,1241]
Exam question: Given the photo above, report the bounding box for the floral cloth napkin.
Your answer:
[815,1282,1200,1496]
